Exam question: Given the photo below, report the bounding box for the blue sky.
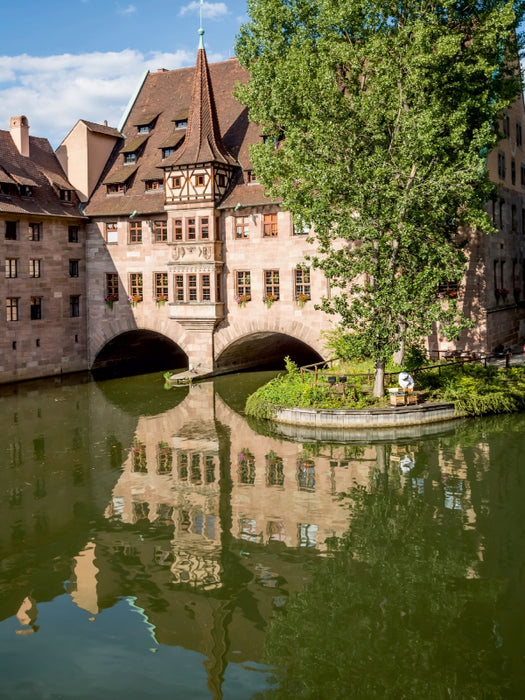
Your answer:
[0,1,248,147]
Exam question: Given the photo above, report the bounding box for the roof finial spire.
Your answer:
[198,0,205,50]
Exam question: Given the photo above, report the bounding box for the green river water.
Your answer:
[1,370,524,699]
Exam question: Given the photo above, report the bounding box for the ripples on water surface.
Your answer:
[1,371,525,698]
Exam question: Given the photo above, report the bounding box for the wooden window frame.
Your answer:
[105,273,119,301]
[174,218,183,241]
[200,274,211,301]
[153,220,167,243]
[129,273,143,301]
[5,258,18,279]
[6,297,19,322]
[264,269,280,299]
[29,222,41,241]
[154,272,168,301]
[263,213,278,237]
[129,221,143,244]
[105,222,118,244]
[30,296,42,320]
[29,259,41,278]
[235,216,249,239]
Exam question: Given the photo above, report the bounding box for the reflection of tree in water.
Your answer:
[260,477,508,699]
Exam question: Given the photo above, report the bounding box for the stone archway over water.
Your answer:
[91,330,188,380]
[215,331,325,373]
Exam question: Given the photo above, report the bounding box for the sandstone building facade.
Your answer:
[2,41,525,385]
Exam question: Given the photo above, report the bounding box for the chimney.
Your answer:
[10,116,30,157]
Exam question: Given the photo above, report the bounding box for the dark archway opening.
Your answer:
[91,330,188,380]
[216,332,324,373]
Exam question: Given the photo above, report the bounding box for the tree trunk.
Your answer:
[373,359,385,398]
[393,338,405,367]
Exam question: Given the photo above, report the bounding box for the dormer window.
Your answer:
[175,119,187,129]
[20,185,33,197]
[0,182,10,196]
[246,170,258,184]
[145,179,163,192]
[162,147,175,158]
[138,125,150,133]
[124,152,137,164]
[60,189,72,202]
[107,183,126,195]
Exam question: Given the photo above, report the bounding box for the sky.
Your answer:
[0,1,248,148]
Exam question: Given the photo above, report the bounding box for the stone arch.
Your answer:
[89,315,192,367]
[214,318,327,372]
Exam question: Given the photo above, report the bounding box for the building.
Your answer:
[1,116,88,382]
[3,37,525,385]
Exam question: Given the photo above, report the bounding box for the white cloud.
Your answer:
[0,49,198,148]
[179,2,229,20]
[116,3,137,15]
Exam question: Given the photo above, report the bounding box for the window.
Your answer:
[522,208,525,235]
[235,216,249,239]
[138,125,150,133]
[69,260,80,278]
[263,213,278,237]
[60,189,72,202]
[0,182,10,196]
[153,220,167,242]
[129,221,142,244]
[217,173,226,187]
[5,221,17,240]
[216,272,222,302]
[129,272,143,301]
[503,114,510,137]
[68,226,79,243]
[188,274,197,301]
[70,295,80,317]
[5,258,18,278]
[162,147,174,159]
[186,218,196,240]
[145,179,163,191]
[29,259,41,278]
[175,119,187,129]
[105,273,119,301]
[174,218,183,240]
[107,183,125,195]
[29,223,41,241]
[201,274,211,301]
[295,267,311,301]
[512,204,517,232]
[518,122,523,146]
[246,170,257,183]
[6,297,19,322]
[124,152,136,164]
[199,217,209,240]
[236,271,251,299]
[154,272,168,301]
[175,275,184,301]
[105,222,118,243]
[438,281,458,298]
[264,269,280,299]
[498,152,506,180]
[20,185,33,197]
[522,164,525,187]
[171,176,182,188]
[195,174,205,187]
[512,158,516,185]
[30,296,42,320]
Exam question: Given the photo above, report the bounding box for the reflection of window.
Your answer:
[267,520,285,542]
[298,523,318,548]
[205,455,215,483]
[177,452,188,480]
[266,450,284,486]
[238,448,255,484]
[297,458,315,491]
[239,517,262,543]
[132,440,147,472]
[133,502,149,521]
[191,453,201,484]
[157,442,172,474]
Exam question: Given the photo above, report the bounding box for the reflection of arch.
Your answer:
[214,321,326,372]
[91,328,189,380]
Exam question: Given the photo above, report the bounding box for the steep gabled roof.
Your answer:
[168,44,237,168]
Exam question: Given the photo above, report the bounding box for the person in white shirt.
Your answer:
[398,371,415,393]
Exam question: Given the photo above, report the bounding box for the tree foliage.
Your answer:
[236,0,525,394]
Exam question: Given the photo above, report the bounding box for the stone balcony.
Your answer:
[169,302,225,329]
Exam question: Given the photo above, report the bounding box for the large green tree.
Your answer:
[236,0,525,395]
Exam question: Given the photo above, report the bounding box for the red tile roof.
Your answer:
[0,129,85,218]
[85,56,272,217]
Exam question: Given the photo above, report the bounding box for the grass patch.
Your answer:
[245,358,525,420]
